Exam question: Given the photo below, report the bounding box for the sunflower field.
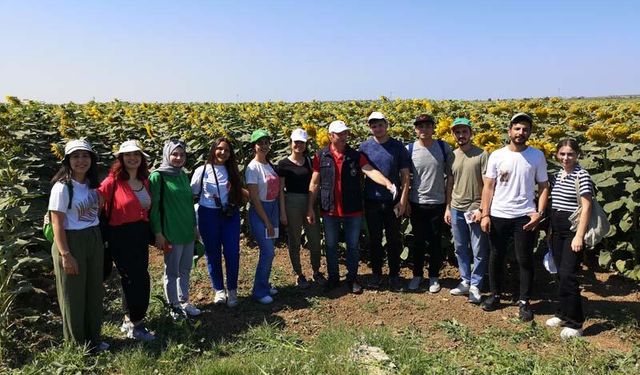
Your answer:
[1,95,639,354]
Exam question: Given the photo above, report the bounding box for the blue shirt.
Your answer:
[359,137,411,201]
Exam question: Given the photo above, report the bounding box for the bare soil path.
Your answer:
[148,240,640,353]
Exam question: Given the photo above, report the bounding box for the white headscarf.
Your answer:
[155,139,186,176]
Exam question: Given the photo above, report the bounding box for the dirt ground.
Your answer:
[148,237,640,353]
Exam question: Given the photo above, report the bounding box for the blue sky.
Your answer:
[1,0,638,103]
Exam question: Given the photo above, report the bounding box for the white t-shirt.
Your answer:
[191,164,230,208]
[485,146,548,218]
[245,160,280,202]
[48,180,100,230]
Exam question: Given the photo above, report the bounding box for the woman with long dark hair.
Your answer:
[545,138,594,339]
[98,140,155,341]
[246,129,280,304]
[150,139,200,318]
[191,137,244,307]
[48,139,107,353]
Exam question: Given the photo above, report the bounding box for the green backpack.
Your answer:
[43,181,73,243]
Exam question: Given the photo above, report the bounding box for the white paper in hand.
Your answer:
[265,227,279,240]
[389,184,398,201]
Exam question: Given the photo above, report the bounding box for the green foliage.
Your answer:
[2,96,640,368]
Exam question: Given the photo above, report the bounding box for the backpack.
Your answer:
[407,139,448,163]
[43,180,73,243]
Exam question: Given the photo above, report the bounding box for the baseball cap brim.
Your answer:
[510,112,533,124]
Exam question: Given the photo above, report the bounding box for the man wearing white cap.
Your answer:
[480,113,549,322]
[359,112,411,292]
[307,120,396,294]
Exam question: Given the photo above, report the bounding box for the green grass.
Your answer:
[12,318,640,374]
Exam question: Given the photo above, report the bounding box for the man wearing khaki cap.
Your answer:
[480,113,549,322]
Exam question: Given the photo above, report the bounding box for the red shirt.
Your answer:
[313,145,368,217]
[98,175,151,226]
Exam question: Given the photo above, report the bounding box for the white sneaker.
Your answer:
[546,317,565,328]
[450,281,470,296]
[428,277,441,293]
[269,287,278,296]
[560,327,583,339]
[226,289,238,307]
[257,295,273,304]
[407,276,423,291]
[468,285,481,304]
[120,320,133,333]
[214,289,227,305]
[180,302,202,316]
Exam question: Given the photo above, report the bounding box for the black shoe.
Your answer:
[367,274,382,290]
[325,279,341,292]
[313,272,328,286]
[518,300,534,322]
[389,276,405,292]
[481,295,501,312]
[348,280,363,294]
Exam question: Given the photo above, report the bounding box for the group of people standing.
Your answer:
[47,111,594,352]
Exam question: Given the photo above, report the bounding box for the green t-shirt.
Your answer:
[149,171,197,244]
[451,145,488,211]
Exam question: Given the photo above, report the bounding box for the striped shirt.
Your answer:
[550,165,593,212]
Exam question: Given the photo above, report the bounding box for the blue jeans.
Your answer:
[450,207,489,288]
[198,205,241,291]
[249,200,279,299]
[322,214,362,282]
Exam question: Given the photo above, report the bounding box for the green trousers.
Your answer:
[52,225,104,346]
[284,193,322,276]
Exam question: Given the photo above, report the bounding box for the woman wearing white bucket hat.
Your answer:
[98,140,155,341]
[48,139,108,353]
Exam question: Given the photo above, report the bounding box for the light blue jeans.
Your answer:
[450,207,489,288]
[322,214,362,283]
[249,200,279,299]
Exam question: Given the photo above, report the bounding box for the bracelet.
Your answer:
[481,215,490,219]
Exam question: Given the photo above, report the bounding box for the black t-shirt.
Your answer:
[277,157,312,194]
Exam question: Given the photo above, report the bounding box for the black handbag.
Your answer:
[100,183,116,281]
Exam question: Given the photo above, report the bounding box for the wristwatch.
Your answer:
[537,210,545,218]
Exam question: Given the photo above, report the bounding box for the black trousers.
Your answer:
[410,203,445,278]
[365,200,402,277]
[550,210,585,329]
[488,215,536,301]
[109,220,151,323]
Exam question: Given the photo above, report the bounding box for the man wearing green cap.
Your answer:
[444,118,489,304]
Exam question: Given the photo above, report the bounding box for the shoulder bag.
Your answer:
[567,174,610,248]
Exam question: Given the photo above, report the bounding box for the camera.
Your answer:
[214,196,236,217]
[221,203,236,217]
